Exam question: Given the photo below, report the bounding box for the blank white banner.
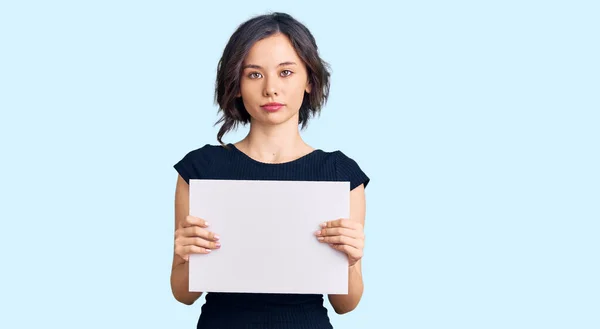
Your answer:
[188,179,350,294]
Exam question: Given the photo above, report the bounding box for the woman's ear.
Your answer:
[305,80,312,94]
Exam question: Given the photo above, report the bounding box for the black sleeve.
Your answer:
[173,149,203,184]
[335,151,370,191]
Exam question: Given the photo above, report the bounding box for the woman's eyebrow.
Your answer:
[242,61,297,70]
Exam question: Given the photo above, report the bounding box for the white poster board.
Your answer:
[188,179,350,294]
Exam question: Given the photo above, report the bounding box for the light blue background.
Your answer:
[1,1,598,328]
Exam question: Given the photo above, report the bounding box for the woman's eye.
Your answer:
[249,72,262,79]
[281,70,293,77]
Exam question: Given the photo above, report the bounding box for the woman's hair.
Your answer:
[214,12,331,145]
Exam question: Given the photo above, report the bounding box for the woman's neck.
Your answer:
[234,118,314,164]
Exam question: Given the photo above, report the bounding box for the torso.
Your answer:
[177,143,344,329]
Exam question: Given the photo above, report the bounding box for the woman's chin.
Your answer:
[250,111,299,127]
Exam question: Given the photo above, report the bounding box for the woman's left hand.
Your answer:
[315,218,365,267]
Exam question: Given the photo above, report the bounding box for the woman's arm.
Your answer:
[170,175,203,305]
[327,184,367,314]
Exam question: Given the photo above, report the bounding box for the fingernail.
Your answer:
[314,230,321,236]
[317,237,324,241]
[214,235,220,240]
[320,222,326,228]
[204,222,210,226]
[215,242,221,248]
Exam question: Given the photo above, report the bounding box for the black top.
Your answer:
[174,143,370,329]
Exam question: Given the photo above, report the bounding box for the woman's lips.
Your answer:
[261,102,284,112]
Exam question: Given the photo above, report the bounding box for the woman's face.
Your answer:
[238,33,311,127]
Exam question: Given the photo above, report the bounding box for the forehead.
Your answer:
[243,33,302,66]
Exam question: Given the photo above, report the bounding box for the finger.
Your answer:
[178,246,211,260]
[316,227,363,239]
[321,218,360,229]
[177,236,221,250]
[179,226,220,241]
[183,215,209,228]
[330,243,363,259]
[175,245,211,261]
[318,235,364,249]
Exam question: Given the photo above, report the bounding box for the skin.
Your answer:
[170,33,367,315]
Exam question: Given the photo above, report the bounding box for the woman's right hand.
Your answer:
[174,215,221,261]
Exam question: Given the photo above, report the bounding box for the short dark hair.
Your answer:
[213,12,331,145]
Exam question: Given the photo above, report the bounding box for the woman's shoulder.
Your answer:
[318,148,370,190]
[317,148,362,166]
[180,143,229,158]
[174,144,231,183]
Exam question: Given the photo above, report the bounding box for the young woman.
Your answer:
[171,12,370,329]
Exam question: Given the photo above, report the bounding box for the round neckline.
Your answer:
[228,143,320,166]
